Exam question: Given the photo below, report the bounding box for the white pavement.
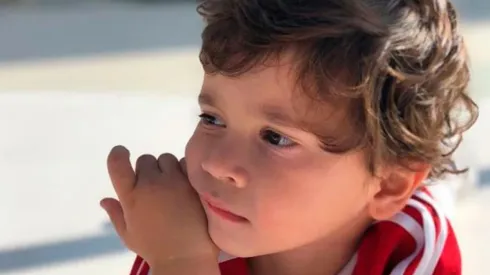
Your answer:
[1,91,489,275]
[0,92,197,275]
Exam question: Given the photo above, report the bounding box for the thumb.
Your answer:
[100,198,127,239]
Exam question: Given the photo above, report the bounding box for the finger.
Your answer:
[157,153,179,174]
[107,146,136,200]
[100,198,127,239]
[179,158,188,176]
[135,154,159,182]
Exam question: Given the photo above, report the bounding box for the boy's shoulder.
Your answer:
[130,187,461,275]
[351,187,461,275]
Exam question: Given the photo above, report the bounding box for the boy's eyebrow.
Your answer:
[198,93,215,106]
[198,91,301,128]
[261,105,301,128]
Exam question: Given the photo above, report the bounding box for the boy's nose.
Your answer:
[201,158,248,188]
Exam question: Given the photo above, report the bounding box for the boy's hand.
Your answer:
[100,145,218,269]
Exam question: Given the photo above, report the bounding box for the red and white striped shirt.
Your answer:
[130,188,461,275]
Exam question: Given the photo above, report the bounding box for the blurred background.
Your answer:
[0,1,488,274]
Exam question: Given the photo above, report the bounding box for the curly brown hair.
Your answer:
[197,0,478,180]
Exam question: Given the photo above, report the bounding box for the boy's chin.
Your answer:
[211,236,252,258]
[208,228,262,258]
[209,229,282,259]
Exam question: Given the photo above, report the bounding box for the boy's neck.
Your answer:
[247,219,369,275]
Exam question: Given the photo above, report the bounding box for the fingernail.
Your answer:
[99,200,107,210]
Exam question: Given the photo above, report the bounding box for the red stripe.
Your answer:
[140,261,150,275]
[130,256,147,275]
[220,258,249,275]
[405,196,441,275]
[433,220,461,275]
[352,221,417,275]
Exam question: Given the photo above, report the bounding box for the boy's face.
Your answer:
[185,58,378,257]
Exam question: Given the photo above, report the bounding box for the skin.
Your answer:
[102,54,430,275]
[102,148,220,275]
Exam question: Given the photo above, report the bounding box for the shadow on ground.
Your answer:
[0,1,202,63]
[0,222,125,273]
[0,0,487,64]
[480,167,490,186]
[452,0,490,22]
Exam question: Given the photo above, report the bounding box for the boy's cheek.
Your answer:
[184,136,203,184]
[184,132,196,159]
[184,133,201,167]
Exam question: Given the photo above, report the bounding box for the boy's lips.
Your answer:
[201,195,248,223]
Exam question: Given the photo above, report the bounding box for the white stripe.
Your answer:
[406,198,437,275]
[218,251,236,263]
[414,191,449,274]
[389,211,425,275]
[337,253,358,275]
[136,260,145,275]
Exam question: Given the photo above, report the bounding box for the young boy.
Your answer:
[100,0,478,274]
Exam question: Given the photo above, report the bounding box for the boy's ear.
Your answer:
[368,162,431,221]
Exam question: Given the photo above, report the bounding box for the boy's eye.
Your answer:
[199,113,225,127]
[261,129,296,147]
